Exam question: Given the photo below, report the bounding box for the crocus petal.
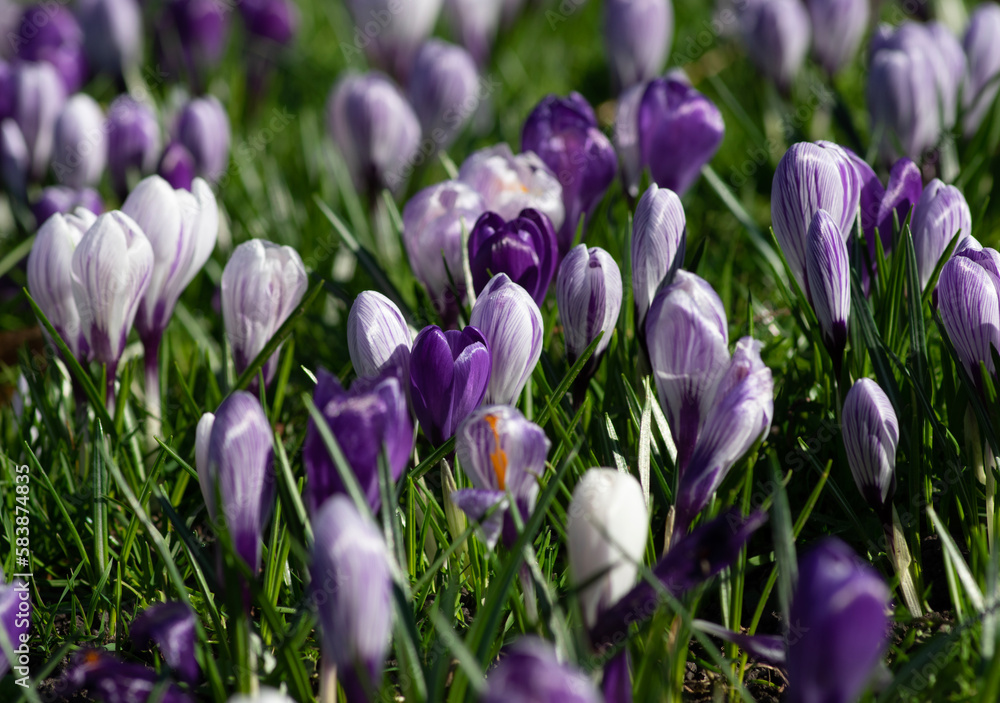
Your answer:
[482,638,602,703]
[631,183,686,331]
[450,488,507,550]
[130,601,200,685]
[805,209,850,356]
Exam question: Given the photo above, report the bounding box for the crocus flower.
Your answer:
[402,180,485,324]
[239,0,299,44]
[631,183,686,331]
[638,76,724,195]
[130,602,200,686]
[163,0,230,81]
[771,141,861,294]
[458,143,565,233]
[786,539,891,703]
[408,39,479,150]
[805,0,868,75]
[174,96,230,183]
[614,82,645,197]
[52,93,106,188]
[0,118,29,197]
[77,0,143,76]
[937,249,1000,379]
[842,378,898,515]
[738,0,811,91]
[196,391,274,574]
[61,649,194,703]
[805,209,850,360]
[302,370,413,515]
[220,238,308,388]
[326,71,422,196]
[347,290,412,381]
[556,244,622,368]
[343,0,443,79]
[603,0,673,92]
[8,61,66,181]
[107,95,162,198]
[444,0,502,66]
[467,208,558,306]
[911,178,971,291]
[468,273,544,406]
[645,270,730,470]
[855,155,922,261]
[963,4,1000,136]
[27,208,97,361]
[568,468,649,629]
[157,141,196,191]
[867,41,941,161]
[522,93,618,255]
[451,405,550,549]
[31,186,102,223]
[410,324,491,445]
[311,495,394,703]
[0,577,31,679]
[482,638,602,703]
[14,4,87,92]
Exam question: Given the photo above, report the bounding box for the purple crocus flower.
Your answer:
[52,93,106,188]
[805,209,850,360]
[130,602,200,686]
[14,4,87,92]
[604,0,673,92]
[163,0,230,81]
[311,495,394,703]
[963,4,1000,136]
[343,0,443,80]
[31,186,102,223]
[522,93,618,255]
[468,273,544,406]
[738,0,811,91]
[937,248,1000,379]
[468,208,558,306]
[867,40,941,162]
[77,0,143,76]
[852,154,922,262]
[444,0,502,66]
[8,60,67,181]
[410,324,491,445]
[556,244,622,365]
[0,577,31,679]
[174,96,230,183]
[482,638,602,703]
[61,649,194,703]
[107,95,163,198]
[638,76,724,195]
[239,0,299,44]
[842,378,898,515]
[408,39,479,150]
[302,370,413,516]
[911,178,971,291]
[631,183,686,331]
[787,539,891,703]
[347,290,412,382]
[157,141,196,191]
[805,0,869,75]
[451,405,550,549]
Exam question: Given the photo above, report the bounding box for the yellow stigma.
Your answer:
[485,414,507,490]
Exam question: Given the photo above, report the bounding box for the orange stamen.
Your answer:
[485,414,508,490]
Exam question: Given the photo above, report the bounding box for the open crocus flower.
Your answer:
[468,208,558,307]
[130,601,200,686]
[482,638,602,703]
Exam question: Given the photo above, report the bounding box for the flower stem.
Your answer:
[105,362,117,417]
[144,341,162,448]
[320,654,338,703]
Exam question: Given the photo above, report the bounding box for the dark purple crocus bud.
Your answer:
[468,208,558,306]
[343,0,443,80]
[311,495,394,703]
[937,248,1000,379]
[638,76,724,195]
[347,290,412,381]
[157,141,196,191]
[175,95,230,183]
[806,0,868,75]
[14,4,87,92]
[604,0,673,92]
[408,39,479,151]
[911,178,971,291]
[0,578,31,679]
[867,42,940,162]
[963,4,1000,136]
[166,0,230,75]
[52,94,106,188]
[445,0,502,66]
[482,638,601,703]
[787,539,891,703]
[410,324,491,445]
[107,95,162,198]
[522,93,618,255]
[805,209,850,360]
[130,602,200,685]
[738,0,810,91]
[77,0,143,76]
[240,0,299,44]
[303,370,413,516]
[326,71,422,196]
[31,186,102,223]
[842,378,898,515]
[10,61,67,180]
[61,649,194,703]
[631,183,686,331]
[556,244,622,365]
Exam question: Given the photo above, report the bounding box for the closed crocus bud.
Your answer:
[468,208,558,306]
[157,141,196,191]
[77,0,143,76]
[926,22,966,132]
[675,337,773,532]
[458,143,565,233]
[483,638,601,703]
[410,325,491,445]
[408,40,479,150]
[806,0,868,75]
[107,95,162,198]
[787,539,891,703]
[556,244,622,365]
[175,96,230,182]
[645,270,730,470]
[401,180,485,324]
[220,239,308,388]
[347,290,412,381]
[469,274,544,406]
[303,370,413,515]
[130,602,200,685]
[0,118,29,197]
[239,0,299,44]
[52,94,106,188]
[867,44,940,161]
[567,468,649,629]
[631,183,686,331]
[27,208,97,360]
[0,578,30,679]
[11,61,67,180]
[614,82,645,198]
[343,0,443,79]
[326,71,422,196]
[739,0,810,91]
[445,0,502,66]
[166,0,230,75]
[771,141,861,294]
[311,495,394,703]
[604,0,673,91]
[522,93,618,255]
[638,76,724,195]
[842,379,898,515]
[937,251,1000,379]
[805,210,850,359]
[911,178,971,291]
[15,4,88,92]
[963,4,1000,136]
[31,186,103,223]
